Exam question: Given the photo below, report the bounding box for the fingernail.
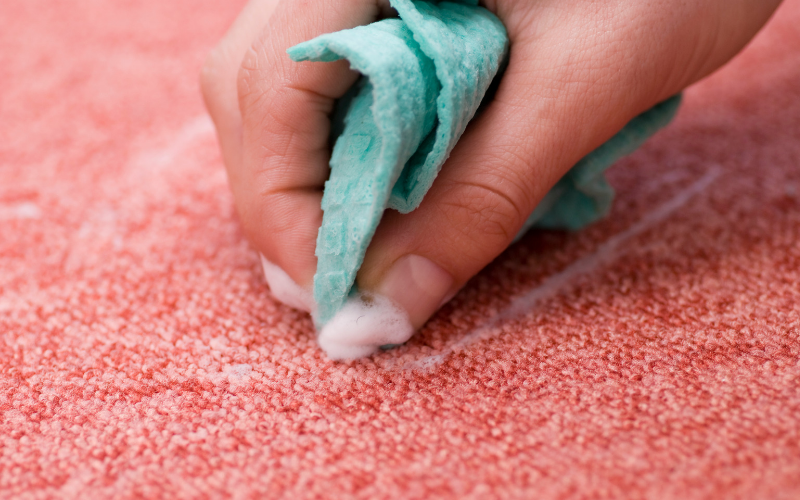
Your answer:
[376,254,454,329]
[259,253,315,313]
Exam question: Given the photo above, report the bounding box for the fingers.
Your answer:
[200,0,282,171]
[235,0,388,287]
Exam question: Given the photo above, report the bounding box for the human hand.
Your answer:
[201,0,781,330]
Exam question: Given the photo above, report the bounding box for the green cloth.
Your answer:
[288,0,680,325]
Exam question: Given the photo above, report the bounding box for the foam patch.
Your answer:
[288,0,680,329]
[317,293,414,360]
[259,254,315,313]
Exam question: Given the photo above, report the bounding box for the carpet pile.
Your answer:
[1,1,799,498]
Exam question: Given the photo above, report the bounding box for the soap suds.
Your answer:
[259,254,315,313]
[317,293,414,360]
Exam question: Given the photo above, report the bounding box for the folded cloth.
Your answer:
[288,0,680,327]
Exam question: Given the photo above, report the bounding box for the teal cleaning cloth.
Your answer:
[288,0,680,325]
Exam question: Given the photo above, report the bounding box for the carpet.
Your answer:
[1,1,799,498]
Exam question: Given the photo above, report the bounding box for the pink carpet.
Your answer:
[2,1,799,498]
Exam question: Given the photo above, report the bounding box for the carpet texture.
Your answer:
[1,1,799,498]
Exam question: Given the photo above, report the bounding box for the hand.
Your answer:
[201,0,781,329]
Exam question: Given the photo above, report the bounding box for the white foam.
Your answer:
[317,293,414,361]
[259,254,315,313]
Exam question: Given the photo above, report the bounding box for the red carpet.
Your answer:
[2,1,799,498]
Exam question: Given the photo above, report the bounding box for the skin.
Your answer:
[201,0,782,328]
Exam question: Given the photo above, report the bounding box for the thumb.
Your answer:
[355,24,672,330]
[353,0,783,333]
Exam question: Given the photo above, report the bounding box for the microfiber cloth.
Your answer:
[288,0,681,325]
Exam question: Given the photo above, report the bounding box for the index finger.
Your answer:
[235,0,390,286]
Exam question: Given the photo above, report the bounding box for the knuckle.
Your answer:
[238,44,261,77]
[442,177,527,245]
[237,45,274,110]
[237,192,290,243]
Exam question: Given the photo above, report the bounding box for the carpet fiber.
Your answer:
[1,1,799,498]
